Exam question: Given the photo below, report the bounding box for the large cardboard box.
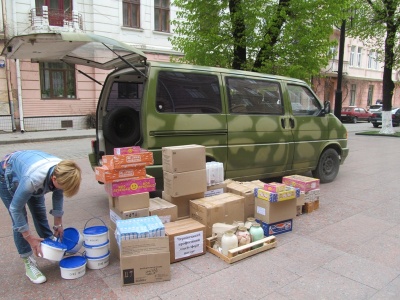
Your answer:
[163,169,207,197]
[120,237,170,286]
[109,192,150,212]
[162,191,205,219]
[255,197,297,224]
[226,181,256,220]
[149,197,178,224]
[164,218,206,263]
[162,144,206,173]
[189,193,245,237]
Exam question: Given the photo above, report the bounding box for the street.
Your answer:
[1,122,400,299]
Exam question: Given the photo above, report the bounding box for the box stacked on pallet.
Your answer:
[282,175,320,214]
[162,145,207,219]
[254,184,300,236]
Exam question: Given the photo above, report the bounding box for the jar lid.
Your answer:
[238,226,248,231]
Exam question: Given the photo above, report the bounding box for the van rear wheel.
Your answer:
[103,107,140,146]
[312,148,340,183]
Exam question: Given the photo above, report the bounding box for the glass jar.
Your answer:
[249,223,264,249]
[221,230,238,256]
[245,217,257,230]
[235,226,251,253]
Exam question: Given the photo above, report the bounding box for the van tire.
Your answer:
[312,148,340,183]
[103,107,140,146]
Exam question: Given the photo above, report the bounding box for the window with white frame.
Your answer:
[349,46,356,66]
[123,0,140,28]
[39,62,76,99]
[154,0,170,32]
[357,47,362,67]
[368,51,378,69]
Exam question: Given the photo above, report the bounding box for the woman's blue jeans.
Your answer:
[0,166,53,258]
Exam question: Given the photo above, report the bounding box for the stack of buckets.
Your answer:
[58,218,110,280]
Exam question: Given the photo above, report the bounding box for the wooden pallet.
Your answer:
[206,235,277,264]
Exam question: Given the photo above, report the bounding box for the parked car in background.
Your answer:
[371,107,400,128]
[341,106,372,123]
[368,104,383,113]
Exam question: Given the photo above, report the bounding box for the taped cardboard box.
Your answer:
[163,169,207,197]
[205,181,227,197]
[149,197,178,224]
[162,191,205,219]
[226,181,256,220]
[189,193,245,237]
[255,197,297,224]
[120,237,170,286]
[164,218,206,263]
[162,144,206,173]
[109,192,150,211]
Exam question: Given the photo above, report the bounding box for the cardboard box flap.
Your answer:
[164,218,206,235]
[150,197,176,210]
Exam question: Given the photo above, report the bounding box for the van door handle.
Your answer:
[281,118,286,128]
[289,118,295,128]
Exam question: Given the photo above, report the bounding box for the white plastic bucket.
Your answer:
[84,240,109,258]
[40,238,67,262]
[62,227,84,254]
[85,251,110,270]
[59,256,87,280]
[83,218,108,246]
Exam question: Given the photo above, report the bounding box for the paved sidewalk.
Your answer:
[0,129,96,144]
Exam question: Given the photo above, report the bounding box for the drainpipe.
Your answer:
[12,0,24,132]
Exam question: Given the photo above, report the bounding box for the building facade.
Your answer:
[0,2,399,132]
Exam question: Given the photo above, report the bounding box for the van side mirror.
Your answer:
[324,101,331,114]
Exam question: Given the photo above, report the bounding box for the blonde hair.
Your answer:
[53,160,82,197]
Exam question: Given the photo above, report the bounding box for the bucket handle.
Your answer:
[84,217,107,230]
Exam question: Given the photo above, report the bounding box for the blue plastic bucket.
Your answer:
[62,227,84,254]
[59,256,87,279]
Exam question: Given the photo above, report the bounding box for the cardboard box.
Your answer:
[110,192,150,211]
[95,165,147,183]
[254,186,299,202]
[149,197,178,224]
[190,193,245,237]
[105,175,156,197]
[163,169,207,197]
[256,219,293,236]
[162,191,205,219]
[102,152,154,169]
[108,225,119,259]
[226,181,256,220]
[164,218,206,263]
[304,189,321,202]
[110,207,150,229]
[114,146,141,155]
[120,237,170,286]
[282,175,320,192]
[162,144,206,173]
[205,181,227,197]
[255,197,297,224]
[263,182,286,193]
[297,192,306,206]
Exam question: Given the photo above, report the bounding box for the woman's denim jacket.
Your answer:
[3,150,63,233]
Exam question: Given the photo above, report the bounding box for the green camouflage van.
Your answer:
[3,33,349,189]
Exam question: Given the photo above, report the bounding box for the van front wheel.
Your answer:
[103,107,140,146]
[312,148,340,183]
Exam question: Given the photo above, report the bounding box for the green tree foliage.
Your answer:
[170,0,347,82]
[347,0,399,113]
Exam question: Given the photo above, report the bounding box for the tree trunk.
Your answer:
[229,0,246,70]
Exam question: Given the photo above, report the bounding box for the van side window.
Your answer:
[156,71,222,113]
[106,81,143,111]
[287,84,321,115]
[226,77,283,115]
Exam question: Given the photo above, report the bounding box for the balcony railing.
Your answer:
[30,6,83,32]
[321,59,349,76]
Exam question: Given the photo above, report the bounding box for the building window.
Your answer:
[39,62,76,99]
[368,51,378,69]
[35,0,73,26]
[154,0,170,32]
[367,85,374,106]
[350,84,356,106]
[349,46,356,66]
[357,47,362,67]
[123,0,140,28]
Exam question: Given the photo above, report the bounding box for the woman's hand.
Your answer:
[53,226,64,240]
[25,235,44,257]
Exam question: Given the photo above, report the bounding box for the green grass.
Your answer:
[355,130,400,137]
